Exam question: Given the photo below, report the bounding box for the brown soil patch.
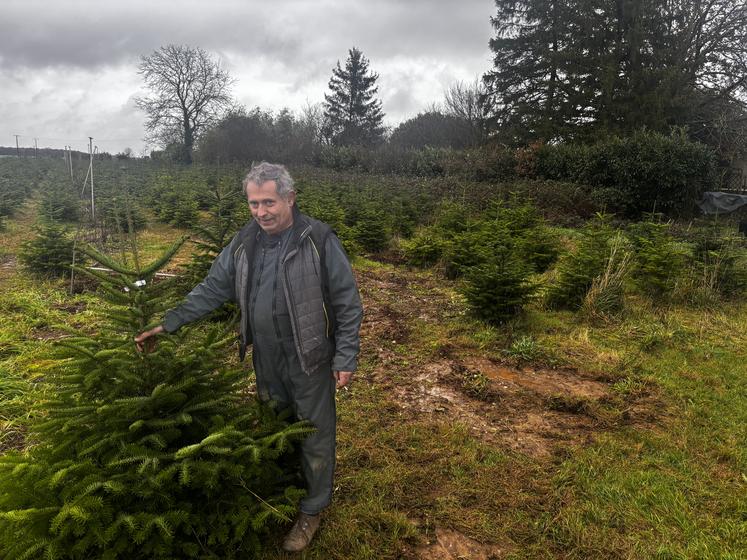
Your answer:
[415,527,507,560]
[354,265,647,459]
[390,359,608,458]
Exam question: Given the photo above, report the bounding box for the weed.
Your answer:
[460,368,492,401]
[503,335,544,363]
[580,233,632,323]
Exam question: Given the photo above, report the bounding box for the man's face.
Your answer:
[246,180,296,235]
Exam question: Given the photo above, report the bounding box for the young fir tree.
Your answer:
[183,180,244,287]
[461,231,537,325]
[545,215,615,310]
[0,241,310,559]
[19,222,78,279]
[323,47,385,147]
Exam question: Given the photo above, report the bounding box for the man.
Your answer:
[135,162,363,553]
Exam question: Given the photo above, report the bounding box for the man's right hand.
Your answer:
[135,325,164,353]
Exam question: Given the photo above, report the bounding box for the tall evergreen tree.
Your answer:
[483,0,583,142]
[483,0,747,150]
[0,241,309,559]
[323,47,386,146]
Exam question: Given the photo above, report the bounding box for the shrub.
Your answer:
[149,175,200,228]
[443,201,558,279]
[674,228,747,306]
[401,230,448,267]
[628,217,686,301]
[461,234,536,324]
[352,209,390,253]
[100,195,148,234]
[533,129,717,218]
[487,200,560,273]
[546,216,615,310]
[446,144,517,181]
[38,182,81,222]
[19,223,78,278]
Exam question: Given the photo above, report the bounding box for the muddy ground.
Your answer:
[354,264,662,559]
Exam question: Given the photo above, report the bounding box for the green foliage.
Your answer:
[503,335,544,363]
[461,231,536,324]
[99,194,148,234]
[183,182,243,287]
[38,182,81,222]
[389,111,475,150]
[546,216,616,310]
[580,233,633,322]
[323,47,385,147]
[444,201,558,279]
[673,226,747,306]
[0,243,309,559]
[0,170,31,219]
[352,208,389,253]
[401,230,448,267]
[0,364,31,452]
[18,223,78,278]
[483,0,747,156]
[629,218,686,301]
[532,130,717,218]
[149,174,200,228]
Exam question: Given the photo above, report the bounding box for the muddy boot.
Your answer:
[282,512,321,552]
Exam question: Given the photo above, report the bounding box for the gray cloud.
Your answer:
[1,0,496,153]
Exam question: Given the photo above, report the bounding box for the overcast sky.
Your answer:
[0,0,496,155]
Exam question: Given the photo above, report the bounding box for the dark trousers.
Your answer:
[252,336,337,515]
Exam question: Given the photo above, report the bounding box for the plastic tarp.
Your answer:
[697,191,747,215]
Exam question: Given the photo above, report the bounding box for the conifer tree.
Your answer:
[0,241,310,559]
[183,180,244,287]
[19,222,78,279]
[323,47,385,147]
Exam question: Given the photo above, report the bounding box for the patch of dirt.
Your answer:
[390,359,607,458]
[52,301,87,314]
[356,267,640,459]
[464,357,608,400]
[31,327,68,341]
[356,265,662,459]
[414,527,507,560]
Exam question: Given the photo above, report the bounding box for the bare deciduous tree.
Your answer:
[443,79,488,144]
[135,45,234,163]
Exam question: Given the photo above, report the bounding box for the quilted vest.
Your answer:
[233,209,334,375]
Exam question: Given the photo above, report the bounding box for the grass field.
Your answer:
[1,164,746,559]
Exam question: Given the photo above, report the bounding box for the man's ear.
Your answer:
[288,192,296,206]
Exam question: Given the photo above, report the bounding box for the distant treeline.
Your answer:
[0,146,88,159]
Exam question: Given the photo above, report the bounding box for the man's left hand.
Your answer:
[334,371,353,389]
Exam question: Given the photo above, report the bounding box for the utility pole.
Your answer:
[34,138,38,158]
[66,146,74,184]
[14,135,20,157]
[88,137,95,221]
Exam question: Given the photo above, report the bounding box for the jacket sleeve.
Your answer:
[162,236,239,333]
[324,234,363,372]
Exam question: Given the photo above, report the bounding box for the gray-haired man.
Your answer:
[136,162,363,552]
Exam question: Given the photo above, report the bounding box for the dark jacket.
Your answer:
[163,209,362,375]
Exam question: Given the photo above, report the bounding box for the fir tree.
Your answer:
[0,241,310,559]
[19,222,78,279]
[323,47,385,147]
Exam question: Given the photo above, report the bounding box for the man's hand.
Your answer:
[334,371,353,389]
[135,325,164,353]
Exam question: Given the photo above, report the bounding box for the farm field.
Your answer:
[1,157,746,559]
